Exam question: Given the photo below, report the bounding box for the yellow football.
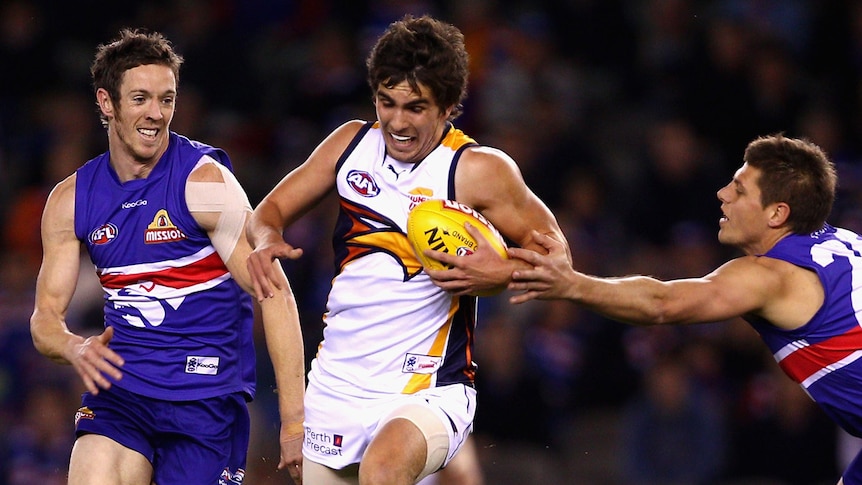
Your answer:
[406,199,508,296]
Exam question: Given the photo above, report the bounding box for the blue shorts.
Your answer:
[76,386,250,485]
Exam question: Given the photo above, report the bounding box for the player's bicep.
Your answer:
[34,178,82,320]
[186,158,252,263]
[456,147,564,252]
[665,259,774,324]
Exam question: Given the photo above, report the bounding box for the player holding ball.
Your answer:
[246,14,568,485]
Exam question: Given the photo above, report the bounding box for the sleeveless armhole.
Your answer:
[334,122,375,173]
[447,143,478,200]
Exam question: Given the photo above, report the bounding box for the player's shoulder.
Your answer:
[41,173,77,226]
[714,255,789,289]
[46,173,77,204]
[188,155,226,183]
[327,120,369,144]
[456,145,521,191]
[460,144,517,171]
[309,120,372,163]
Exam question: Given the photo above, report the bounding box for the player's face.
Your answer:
[374,80,453,164]
[102,64,176,166]
[716,163,772,253]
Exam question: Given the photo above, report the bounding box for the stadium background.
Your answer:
[2,0,862,483]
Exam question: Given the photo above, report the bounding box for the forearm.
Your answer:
[247,199,288,249]
[573,274,673,326]
[30,309,81,364]
[259,284,306,428]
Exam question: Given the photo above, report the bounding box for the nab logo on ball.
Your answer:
[406,199,508,296]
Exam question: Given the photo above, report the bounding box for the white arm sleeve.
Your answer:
[185,156,252,262]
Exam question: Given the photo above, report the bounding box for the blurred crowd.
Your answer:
[3,0,862,483]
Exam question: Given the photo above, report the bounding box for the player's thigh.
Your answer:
[361,416,431,484]
[68,433,153,485]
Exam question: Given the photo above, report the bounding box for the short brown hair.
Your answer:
[743,133,836,234]
[91,28,184,127]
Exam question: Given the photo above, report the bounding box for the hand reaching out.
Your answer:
[508,230,577,304]
[246,241,304,301]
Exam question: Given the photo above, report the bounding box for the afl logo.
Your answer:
[346,170,380,197]
[90,223,118,245]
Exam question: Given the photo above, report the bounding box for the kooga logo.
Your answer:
[186,356,220,375]
[122,199,148,209]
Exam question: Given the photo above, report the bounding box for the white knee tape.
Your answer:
[384,403,450,479]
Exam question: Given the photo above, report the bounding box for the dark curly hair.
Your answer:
[366,14,469,121]
[90,28,184,127]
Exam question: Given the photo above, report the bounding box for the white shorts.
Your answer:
[302,379,477,470]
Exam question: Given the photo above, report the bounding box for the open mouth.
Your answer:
[390,132,413,144]
[138,128,158,140]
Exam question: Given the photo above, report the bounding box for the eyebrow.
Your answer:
[376,89,430,108]
[128,88,177,96]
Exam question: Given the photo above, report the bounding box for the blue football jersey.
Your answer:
[748,224,862,437]
[74,132,255,401]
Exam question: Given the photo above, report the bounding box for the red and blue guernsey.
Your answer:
[74,132,255,402]
[748,224,862,481]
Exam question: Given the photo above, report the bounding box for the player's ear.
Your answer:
[96,88,114,120]
[767,202,790,228]
[441,104,454,120]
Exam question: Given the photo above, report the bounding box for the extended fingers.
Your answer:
[247,252,277,299]
[507,246,540,264]
[423,249,459,269]
[462,222,490,247]
[509,289,542,305]
[76,347,123,393]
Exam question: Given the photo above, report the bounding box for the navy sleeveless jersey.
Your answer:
[74,132,255,401]
[747,224,862,437]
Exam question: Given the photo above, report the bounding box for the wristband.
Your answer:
[283,421,305,437]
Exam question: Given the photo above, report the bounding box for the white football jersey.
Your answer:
[309,121,480,397]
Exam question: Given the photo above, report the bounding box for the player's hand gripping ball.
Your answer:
[407,198,508,277]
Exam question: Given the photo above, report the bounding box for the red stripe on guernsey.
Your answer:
[775,325,862,388]
[99,250,228,290]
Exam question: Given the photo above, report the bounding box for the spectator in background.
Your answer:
[621,351,726,485]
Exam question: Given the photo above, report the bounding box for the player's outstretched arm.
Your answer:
[509,231,780,326]
[245,197,304,301]
[246,120,362,300]
[507,230,579,303]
